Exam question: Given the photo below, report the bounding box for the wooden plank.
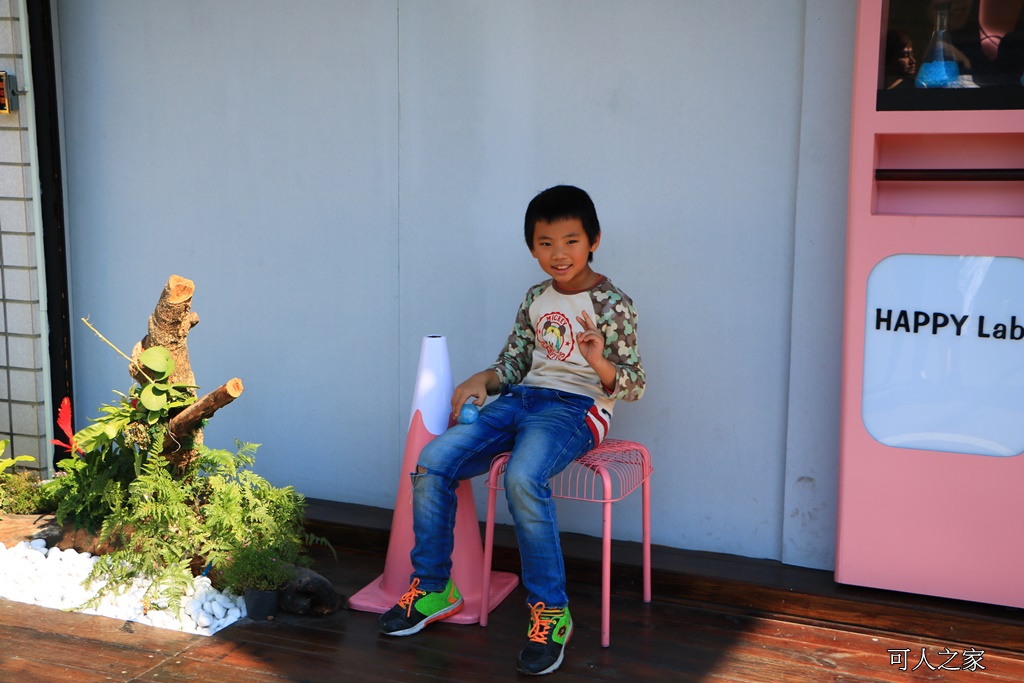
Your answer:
[665,608,1024,683]
[0,656,140,683]
[306,499,1024,654]
[3,505,1024,683]
[0,599,200,653]
[642,569,1024,654]
[0,627,157,678]
[0,609,198,681]
[146,657,305,683]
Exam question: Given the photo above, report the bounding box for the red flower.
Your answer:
[51,396,84,455]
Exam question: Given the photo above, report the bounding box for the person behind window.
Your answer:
[886,29,919,88]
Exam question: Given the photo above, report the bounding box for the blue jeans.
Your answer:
[410,385,596,607]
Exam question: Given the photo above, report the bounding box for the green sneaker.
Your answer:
[378,578,464,636]
[516,603,573,675]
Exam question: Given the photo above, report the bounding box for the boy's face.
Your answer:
[530,217,600,290]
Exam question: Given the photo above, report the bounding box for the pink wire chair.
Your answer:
[479,438,653,647]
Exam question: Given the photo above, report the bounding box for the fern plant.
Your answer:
[87,453,203,612]
[197,442,314,570]
[51,440,136,533]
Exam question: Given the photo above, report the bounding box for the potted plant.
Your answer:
[219,542,296,619]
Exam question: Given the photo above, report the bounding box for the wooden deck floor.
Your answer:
[3,500,1024,682]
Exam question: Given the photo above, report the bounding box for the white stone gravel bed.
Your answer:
[0,538,246,635]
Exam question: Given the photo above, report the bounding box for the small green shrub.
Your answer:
[217,542,297,593]
[0,471,43,514]
[0,439,40,515]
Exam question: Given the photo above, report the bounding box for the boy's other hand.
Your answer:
[450,370,498,420]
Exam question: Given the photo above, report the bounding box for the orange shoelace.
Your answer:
[398,579,426,617]
[526,602,564,643]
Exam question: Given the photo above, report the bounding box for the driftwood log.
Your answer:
[132,275,243,469]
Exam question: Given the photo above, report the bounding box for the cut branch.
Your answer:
[166,378,245,447]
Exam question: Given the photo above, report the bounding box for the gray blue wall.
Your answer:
[54,0,855,570]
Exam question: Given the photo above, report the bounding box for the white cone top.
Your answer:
[409,335,454,437]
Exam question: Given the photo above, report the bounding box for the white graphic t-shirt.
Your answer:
[489,276,644,444]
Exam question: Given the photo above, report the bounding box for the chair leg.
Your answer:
[601,498,612,648]
[642,477,651,603]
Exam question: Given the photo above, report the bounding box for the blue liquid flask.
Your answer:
[916,2,960,88]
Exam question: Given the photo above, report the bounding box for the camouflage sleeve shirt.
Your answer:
[488,276,645,443]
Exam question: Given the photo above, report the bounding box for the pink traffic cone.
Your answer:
[347,335,518,623]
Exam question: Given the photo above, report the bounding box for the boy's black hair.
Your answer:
[524,185,601,262]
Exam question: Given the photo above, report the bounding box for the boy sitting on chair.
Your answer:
[379,185,645,676]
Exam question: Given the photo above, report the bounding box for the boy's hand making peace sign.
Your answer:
[576,310,617,391]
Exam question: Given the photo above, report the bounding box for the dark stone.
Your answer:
[278,566,345,616]
[30,518,65,548]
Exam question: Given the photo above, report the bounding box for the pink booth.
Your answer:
[836,0,1024,607]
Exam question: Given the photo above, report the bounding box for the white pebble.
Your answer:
[184,598,202,617]
[0,542,242,637]
[208,600,227,619]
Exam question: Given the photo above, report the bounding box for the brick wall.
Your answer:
[0,1,49,475]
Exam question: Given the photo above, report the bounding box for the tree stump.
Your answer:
[130,274,199,390]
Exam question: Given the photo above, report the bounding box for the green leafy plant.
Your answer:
[0,439,34,476]
[45,322,331,615]
[76,347,196,448]
[47,349,198,533]
[85,452,202,612]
